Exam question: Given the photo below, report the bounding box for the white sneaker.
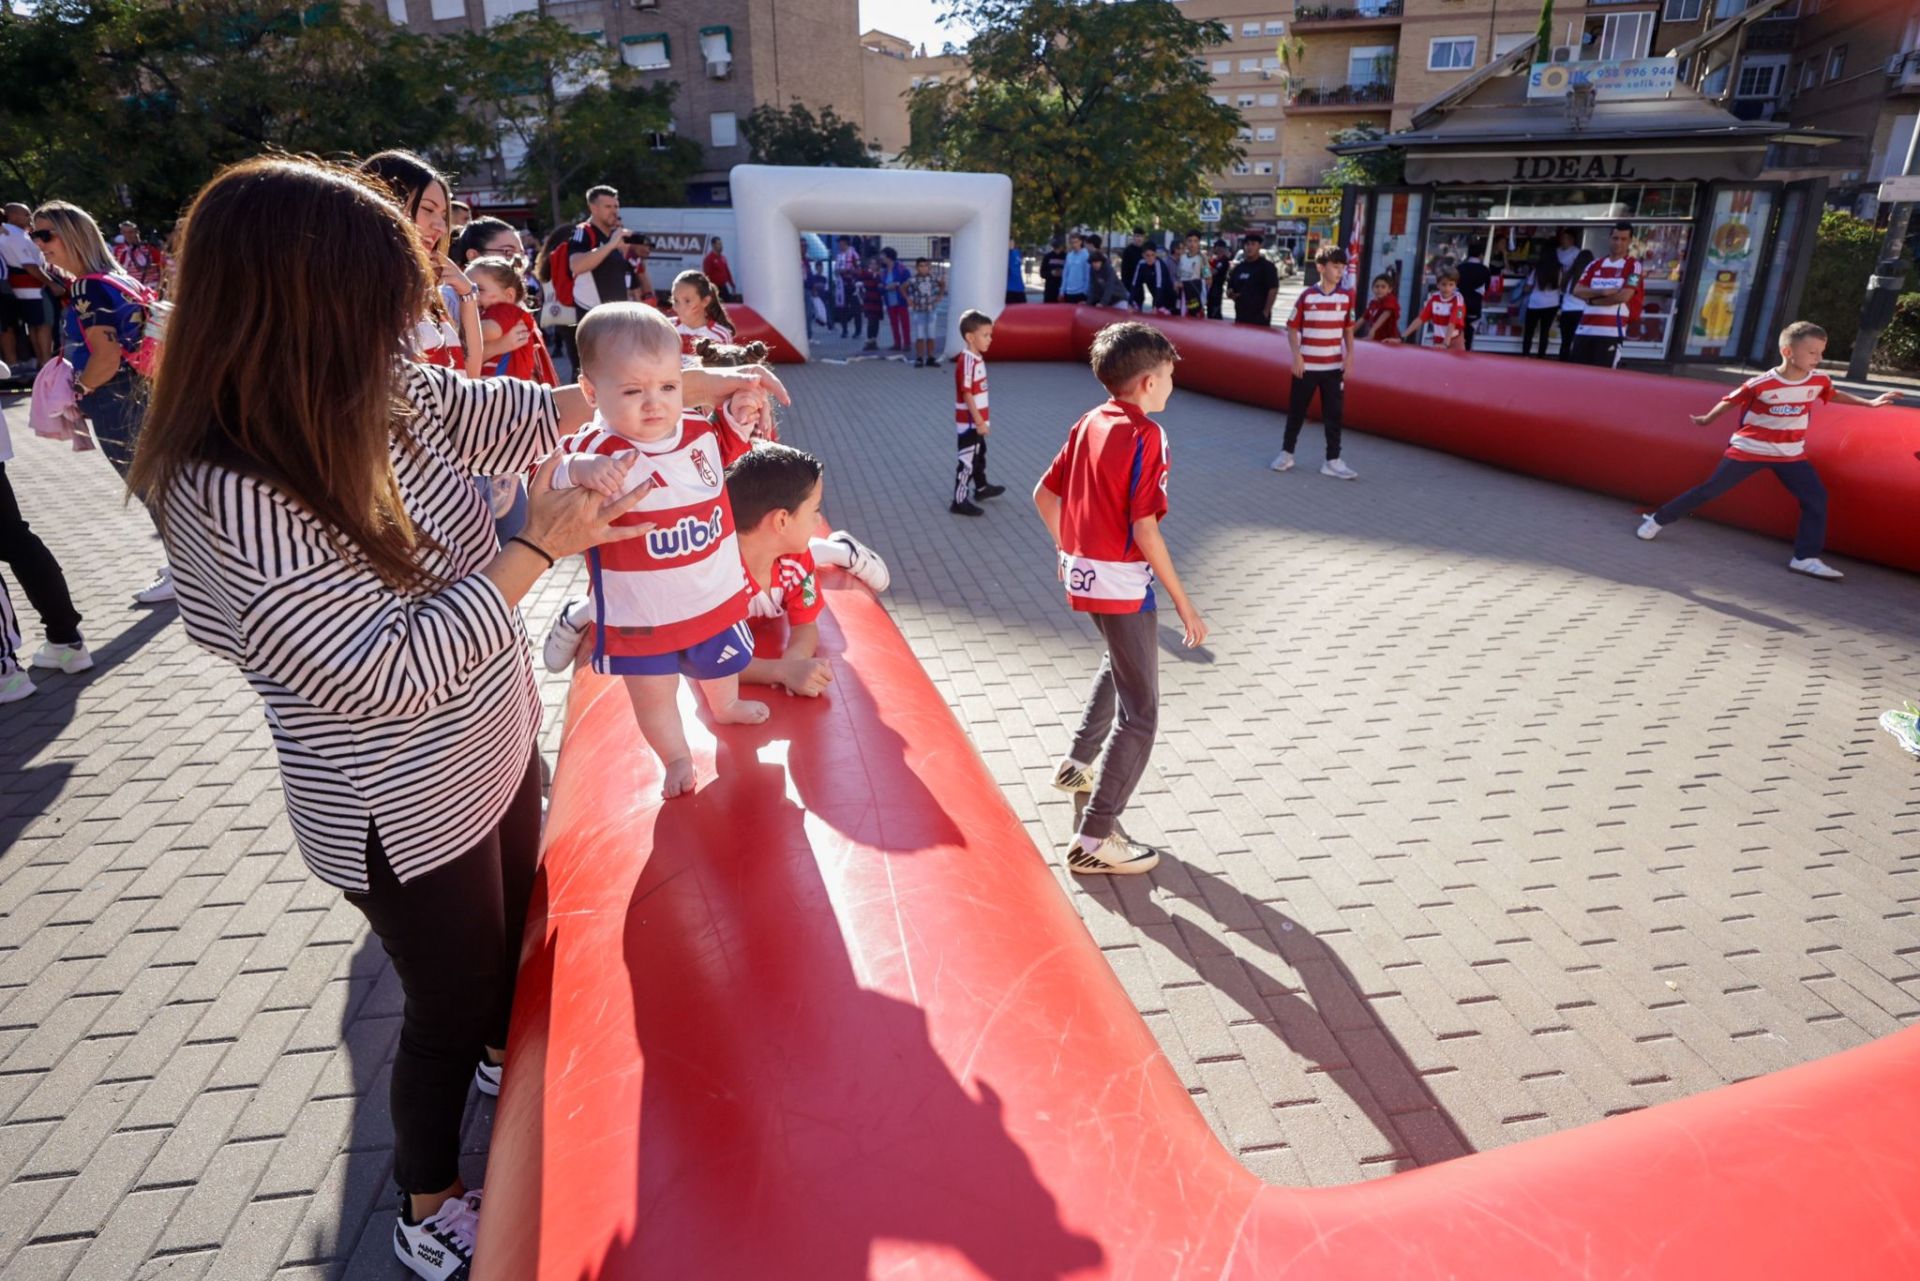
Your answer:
[1051,759,1094,795]
[133,565,176,604]
[542,598,589,673]
[824,530,890,593]
[1636,513,1662,541]
[30,641,92,674]
[0,670,34,704]
[1788,556,1844,580]
[1066,831,1160,876]
[1269,451,1295,472]
[473,1060,502,1097]
[393,1191,479,1280]
[1321,459,1359,480]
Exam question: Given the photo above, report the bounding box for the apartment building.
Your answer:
[860,29,969,162]
[1761,1,1917,208]
[380,0,865,200]
[1183,0,1292,219]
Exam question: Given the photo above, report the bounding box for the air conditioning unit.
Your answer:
[1551,45,1578,63]
[707,56,732,79]
[633,0,657,8]
[1893,49,1920,89]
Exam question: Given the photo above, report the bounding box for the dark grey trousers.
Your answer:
[1069,609,1161,841]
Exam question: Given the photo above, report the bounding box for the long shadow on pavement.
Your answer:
[1080,851,1474,1175]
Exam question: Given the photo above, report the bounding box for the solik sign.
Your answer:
[1527,58,1678,101]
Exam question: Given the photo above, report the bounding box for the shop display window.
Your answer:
[1683,186,1775,360]
[1363,190,1427,326]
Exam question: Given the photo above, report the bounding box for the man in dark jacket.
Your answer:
[1130,245,1178,314]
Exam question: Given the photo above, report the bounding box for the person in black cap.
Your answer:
[1227,234,1279,326]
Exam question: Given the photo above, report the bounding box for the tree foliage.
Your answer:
[1799,209,1892,360]
[1321,124,1404,190]
[449,15,700,223]
[0,2,704,234]
[741,103,878,168]
[904,0,1243,243]
[0,0,479,229]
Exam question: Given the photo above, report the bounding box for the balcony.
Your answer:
[1891,49,1920,93]
[1291,1,1404,31]
[1287,79,1395,111]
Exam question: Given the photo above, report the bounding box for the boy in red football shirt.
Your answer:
[1637,320,1898,579]
[1033,322,1209,876]
[1404,267,1467,350]
[951,309,1001,515]
[728,442,841,699]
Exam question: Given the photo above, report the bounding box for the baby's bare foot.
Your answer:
[713,698,770,725]
[660,757,696,799]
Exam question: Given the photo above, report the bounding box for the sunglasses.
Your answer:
[29,229,56,243]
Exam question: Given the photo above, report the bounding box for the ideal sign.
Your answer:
[1527,58,1677,101]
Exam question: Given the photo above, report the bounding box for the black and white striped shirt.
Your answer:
[164,363,558,890]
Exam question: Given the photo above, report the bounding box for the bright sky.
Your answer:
[859,0,973,54]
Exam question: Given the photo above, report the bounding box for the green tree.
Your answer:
[741,103,879,167]
[0,1,478,230]
[1799,209,1893,360]
[449,15,699,222]
[1321,123,1404,190]
[904,0,1243,243]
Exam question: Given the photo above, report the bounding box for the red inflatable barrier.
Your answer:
[720,302,806,364]
[477,569,1920,1280]
[750,301,1920,575]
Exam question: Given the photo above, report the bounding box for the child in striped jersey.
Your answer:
[670,270,735,361]
[1638,320,1897,580]
[548,303,775,798]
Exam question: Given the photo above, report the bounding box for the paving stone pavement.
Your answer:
[1,353,1918,1277]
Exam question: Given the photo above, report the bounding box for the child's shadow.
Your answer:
[597,708,1102,1280]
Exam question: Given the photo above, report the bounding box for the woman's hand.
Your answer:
[500,322,530,352]
[436,254,476,299]
[685,364,792,411]
[520,451,655,560]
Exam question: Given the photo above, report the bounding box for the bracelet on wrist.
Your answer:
[508,535,555,568]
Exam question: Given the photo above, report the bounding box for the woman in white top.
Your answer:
[128,155,786,1281]
[1522,244,1563,360]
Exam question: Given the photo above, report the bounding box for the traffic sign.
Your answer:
[1878,175,1920,203]
[1199,198,1223,223]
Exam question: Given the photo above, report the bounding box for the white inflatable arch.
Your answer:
[730,164,1013,362]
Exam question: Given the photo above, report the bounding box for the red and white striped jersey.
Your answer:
[954,350,989,432]
[1287,285,1355,370]
[1720,369,1833,462]
[1416,293,1466,347]
[551,410,752,657]
[1575,256,1641,338]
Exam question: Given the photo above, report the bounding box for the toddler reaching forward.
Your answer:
[551,303,773,797]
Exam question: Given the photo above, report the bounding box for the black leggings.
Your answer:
[344,746,544,1194]
[0,463,82,645]
[1522,307,1558,358]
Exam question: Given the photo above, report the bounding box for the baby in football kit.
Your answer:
[552,303,775,798]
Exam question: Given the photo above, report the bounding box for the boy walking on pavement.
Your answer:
[951,309,1002,515]
[1637,320,1898,579]
[1034,322,1209,876]
[1273,246,1360,480]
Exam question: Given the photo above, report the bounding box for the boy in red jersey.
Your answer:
[1404,266,1466,349]
[1033,322,1208,876]
[1637,320,1897,580]
[951,309,1001,515]
[1273,246,1359,480]
[728,442,835,699]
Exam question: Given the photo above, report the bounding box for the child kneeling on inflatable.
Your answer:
[541,302,774,798]
[728,443,841,699]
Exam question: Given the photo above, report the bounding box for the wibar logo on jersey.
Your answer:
[646,506,728,560]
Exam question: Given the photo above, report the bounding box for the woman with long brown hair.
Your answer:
[129,154,786,1281]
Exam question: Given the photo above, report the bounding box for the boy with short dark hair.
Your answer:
[1405,266,1466,350]
[1637,320,1898,579]
[1034,322,1209,876]
[1273,246,1359,480]
[907,257,943,367]
[951,309,1001,515]
[727,442,837,699]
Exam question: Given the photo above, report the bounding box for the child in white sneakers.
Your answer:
[951,309,1000,516]
[1637,320,1898,580]
[543,303,772,798]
